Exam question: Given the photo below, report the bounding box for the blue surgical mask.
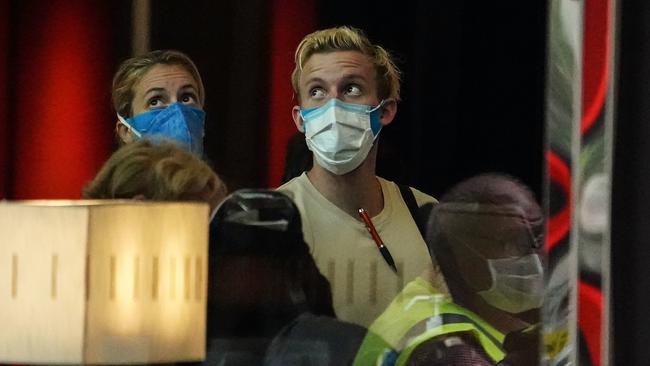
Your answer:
[118,103,206,156]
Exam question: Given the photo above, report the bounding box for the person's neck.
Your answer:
[448,282,531,334]
[460,292,532,334]
[306,155,384,218]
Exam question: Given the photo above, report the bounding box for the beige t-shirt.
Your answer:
[278,173,445,327]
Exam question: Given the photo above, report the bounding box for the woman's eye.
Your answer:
[148,97,163,108]
[181,93,197,104]
[309,88,326,99]
[345,85,362,96]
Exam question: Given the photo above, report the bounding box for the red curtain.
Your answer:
[577,0,610,365]
[266,0,315,188]
[2,0,114,199]
[0,0,9,199]
[582,0,610,135]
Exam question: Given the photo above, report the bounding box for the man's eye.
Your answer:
[345,85,362,96]
[309,88,326,99]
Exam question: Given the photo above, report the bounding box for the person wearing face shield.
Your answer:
[355,173,544,366]
[278,26,444,329]
[204,190,375,366]
[112,49,207,156]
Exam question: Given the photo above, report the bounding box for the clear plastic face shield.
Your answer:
[434,203,545,314]
[210,190,309,306]
[214,190,299,232]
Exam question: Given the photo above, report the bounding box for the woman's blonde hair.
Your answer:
[112,49,205,118]
[291,26,401,102]
[83,140,227,211]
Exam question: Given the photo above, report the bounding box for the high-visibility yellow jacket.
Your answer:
[353,277,506,366]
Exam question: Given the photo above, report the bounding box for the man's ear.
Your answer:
[291,106,305,133]
[115,120,134,143]
[379,99,398,126]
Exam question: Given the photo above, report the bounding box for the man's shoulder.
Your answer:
[276,173,323,214]
[378,177,438,207]
[278,173,303,189]
[277,173,308,197]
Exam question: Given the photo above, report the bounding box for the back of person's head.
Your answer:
[112,49,205,118]
[426,173,543,313]
[82,139,226,211]
[439,173,542,234]
[210,189,308,259]
[405,336,494,366]
[207,190,334,337]
[291,26,401,102]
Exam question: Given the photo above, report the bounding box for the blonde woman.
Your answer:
[112,50,206,156]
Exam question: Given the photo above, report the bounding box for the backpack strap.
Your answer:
[397,184,433,241]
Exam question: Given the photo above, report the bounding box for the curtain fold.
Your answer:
[0,0,10,199]
[5,0,114,199]
[266,0,315,188]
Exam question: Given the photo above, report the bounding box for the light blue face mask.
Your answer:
[299,98,384,135]
[118,103,206,156]
[298,99,385,175]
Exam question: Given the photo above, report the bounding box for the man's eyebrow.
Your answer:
[304,75,367,87]
[304,77,325,86]
[340,74,368,83]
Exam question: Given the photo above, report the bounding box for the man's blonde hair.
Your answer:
[83,140,227,211]
[291,26,401,102]
[112,49,205,118]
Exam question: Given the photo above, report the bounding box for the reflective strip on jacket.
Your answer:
[353,276,506,366]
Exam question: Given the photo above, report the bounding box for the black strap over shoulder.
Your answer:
[397,184,434,241]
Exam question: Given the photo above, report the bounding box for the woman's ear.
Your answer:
[116,120,135,143]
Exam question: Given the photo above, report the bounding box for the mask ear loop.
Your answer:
[368,99,387,113]
[368,100,388,137]
[117,114,142,138]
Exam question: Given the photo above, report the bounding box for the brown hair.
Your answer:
[83,140,226,211]
[112,49,205,118]
[291,26,401,102]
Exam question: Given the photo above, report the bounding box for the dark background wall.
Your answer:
[319,1,546,198]
[146,0,547,198]
[0,0,546,199]
[612,0,650,363]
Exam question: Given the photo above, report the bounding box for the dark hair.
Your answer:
[426,173,543,300]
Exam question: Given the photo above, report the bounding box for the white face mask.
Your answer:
[300,99,384,175]
[478,253,544,314]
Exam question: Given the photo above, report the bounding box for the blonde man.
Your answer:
[279,26,446,327]
[83,139,226,214]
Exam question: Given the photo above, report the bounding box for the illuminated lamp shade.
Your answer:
[0,201,209,364]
